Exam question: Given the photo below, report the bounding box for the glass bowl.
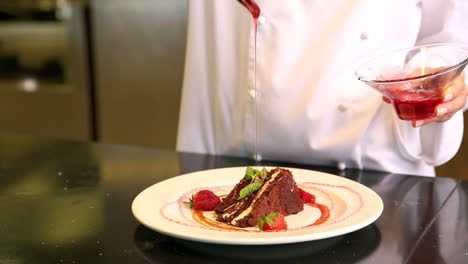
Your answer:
[355,43,468,121]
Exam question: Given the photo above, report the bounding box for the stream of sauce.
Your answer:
[197,2,332,232]
[239,0,261,163]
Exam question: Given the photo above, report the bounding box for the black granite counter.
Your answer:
[0,134,466,264]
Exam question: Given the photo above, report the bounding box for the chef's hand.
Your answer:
[383,71,468,128]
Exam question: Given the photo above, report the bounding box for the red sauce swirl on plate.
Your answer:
[191,200,331,232]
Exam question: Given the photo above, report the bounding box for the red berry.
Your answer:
[258,213,287,231]
[299,188,315,203]
[193,190,218,202]
[193,198,221,211]
[184,190,221,211]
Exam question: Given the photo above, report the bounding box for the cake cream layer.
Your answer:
[230,170,281,226]
[214,167,304,228]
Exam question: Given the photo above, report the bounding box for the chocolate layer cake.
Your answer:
[215,167,304,227]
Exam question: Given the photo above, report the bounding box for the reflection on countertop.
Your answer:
[0,133,466,263]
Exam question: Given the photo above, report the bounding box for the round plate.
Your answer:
[131,167,383,245]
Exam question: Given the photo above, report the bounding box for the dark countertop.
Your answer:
[407,180,468,264]
[0,133,466,264]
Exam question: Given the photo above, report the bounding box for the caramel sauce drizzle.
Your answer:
[191,200,331,232]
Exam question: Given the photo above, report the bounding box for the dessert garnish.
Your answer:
[299,188,316,203]
[238,167,268,200]
[258,212,287,231]
[214,167,304,227]
[184,190,221,211]
[184,167,331,232]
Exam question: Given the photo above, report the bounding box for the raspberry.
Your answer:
[299,188,315,203]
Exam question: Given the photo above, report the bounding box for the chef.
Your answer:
[176,0,468,176]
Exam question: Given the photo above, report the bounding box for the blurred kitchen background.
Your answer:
[0,0,466,179]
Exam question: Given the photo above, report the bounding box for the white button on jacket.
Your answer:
[177,0,468,176]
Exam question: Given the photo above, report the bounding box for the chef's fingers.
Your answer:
[413,73,467,127]
[413,92,464,127]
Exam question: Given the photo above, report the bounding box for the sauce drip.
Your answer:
[305,201,331,227]
[193,210,255,232]
[238,0,261,163]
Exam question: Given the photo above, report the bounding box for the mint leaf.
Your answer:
[256,169,264,178]
[238,181,262,200]
[258,213,275,229]
[244,167,268,181]
[268,212,279,219]
[265,216,275,227]
[245,167,256,181]
[258,214,267,230]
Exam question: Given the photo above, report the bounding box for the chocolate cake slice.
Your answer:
[215,167,304,227]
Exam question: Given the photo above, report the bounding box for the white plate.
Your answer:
[132,167,383,245]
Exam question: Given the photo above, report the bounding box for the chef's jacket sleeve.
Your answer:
[393,108,464,167]
[393,0,466,166]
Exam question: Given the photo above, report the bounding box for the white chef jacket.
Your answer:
[177,0,468,176]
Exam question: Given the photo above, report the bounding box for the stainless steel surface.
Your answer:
[0,2,92,141]
[92,0,187,150]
